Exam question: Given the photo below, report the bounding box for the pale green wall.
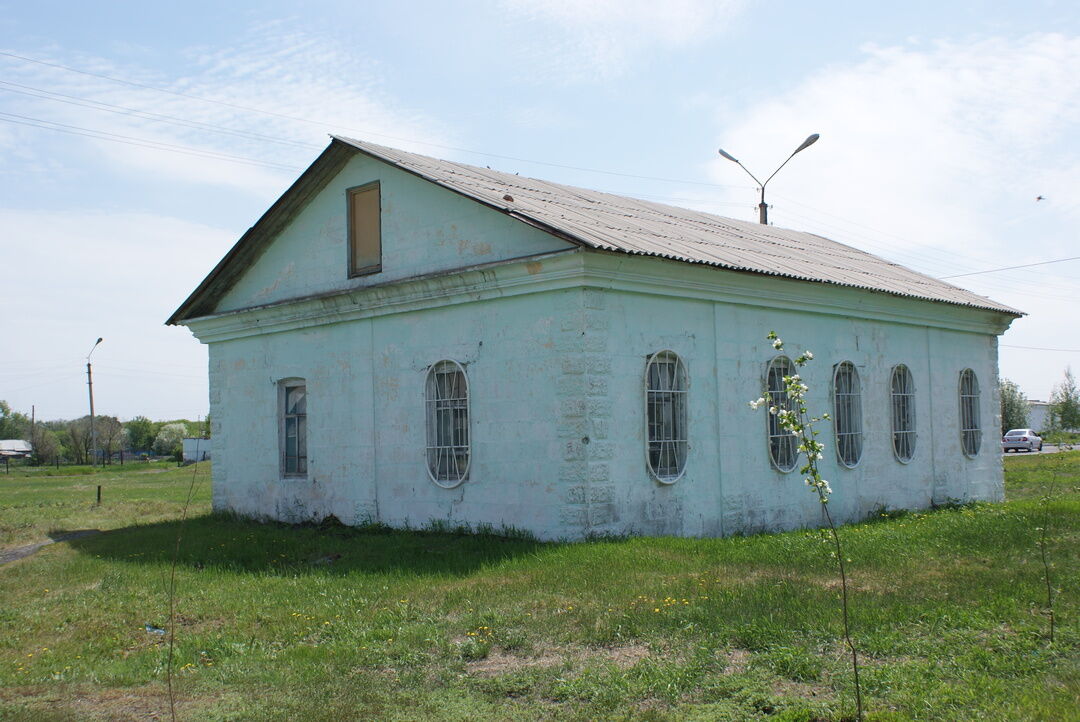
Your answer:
[216,153,571,313]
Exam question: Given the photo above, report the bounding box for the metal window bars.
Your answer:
[766,356,798,472]
[426,360,470,486]
[890,364,917,462]
[283,384,307,475]
[833,361,863,467]
[646,351,687,482]
[959,369,981,457]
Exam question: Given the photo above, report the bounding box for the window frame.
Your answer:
[832,361,863,468]
[890,364,917,463]
[644,350,688,484]
[280,380,307,478]
[959,368,981,457]
[425,359,471,488]
[765,355,798,473]
[346,181,382,278]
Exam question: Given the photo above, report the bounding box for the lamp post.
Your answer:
[718,134,820,225]
[87,337,102,467]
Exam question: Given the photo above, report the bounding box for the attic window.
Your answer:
[348,182,381,277]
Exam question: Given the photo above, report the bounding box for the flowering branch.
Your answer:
[749,331,863,720]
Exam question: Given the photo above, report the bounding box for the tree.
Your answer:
[153,423,187,458]
[999,378,1028,433]
[31,427,60,465]
[124,416,159,452]
[96,416,125,463]
[1048,367,1080,432]
[67,417,92,464]
[0,400,30,439]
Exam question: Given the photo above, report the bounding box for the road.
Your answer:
[1002,444,1072,456]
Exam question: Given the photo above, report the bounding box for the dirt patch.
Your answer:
[603,644,650,668]
[467,648,569,677]
[722,648,750,674]
[0,684,203,721]
[466,643,652,677]
[771,677,833,700]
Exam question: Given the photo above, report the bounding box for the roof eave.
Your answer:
[166,139,356,326]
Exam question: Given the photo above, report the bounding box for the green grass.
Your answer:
[0,456,1078,720]
[0,461,208,549]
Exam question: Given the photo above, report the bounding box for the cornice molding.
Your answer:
[183,249,1015,343]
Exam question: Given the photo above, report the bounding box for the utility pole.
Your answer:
[87,338,102,467]
[718,134,820,225]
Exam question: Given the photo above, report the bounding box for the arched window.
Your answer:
[645,351,687,483]
[833,361,863,467]
[766,356,798,472]
[959,369,981,457]
[425,360,470,487]
[890,364,917,462]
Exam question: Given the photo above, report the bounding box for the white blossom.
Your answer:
[772,338,783,350]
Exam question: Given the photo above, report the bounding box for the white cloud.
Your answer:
[500,0,746,81]
[703,32,1080,399]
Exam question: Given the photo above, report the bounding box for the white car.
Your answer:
[1002,429,1042,453]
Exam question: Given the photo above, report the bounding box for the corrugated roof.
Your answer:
[337,136,1021,316]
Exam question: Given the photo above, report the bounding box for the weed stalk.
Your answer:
[166,448,205,721]
[750,332,863,721]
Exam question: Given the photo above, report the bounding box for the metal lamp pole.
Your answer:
[719,134,820,225]
[87,337,102,466]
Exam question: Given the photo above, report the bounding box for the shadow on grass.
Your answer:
[66,512,553,578]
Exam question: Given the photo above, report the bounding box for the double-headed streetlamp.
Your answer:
[718,134,820,225]
[87,337,102,466]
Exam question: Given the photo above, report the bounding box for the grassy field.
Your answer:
[0,456,1077,720]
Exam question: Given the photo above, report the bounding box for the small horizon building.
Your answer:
[169,138,1021,540]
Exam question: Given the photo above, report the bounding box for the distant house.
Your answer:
[0,440,32,458]
[1027,400,1050,433]
[168,138,1021,540]
[182,438,211,463]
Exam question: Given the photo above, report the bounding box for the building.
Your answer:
[1027,400,1050,433]
[168,138,1021,540]
[182,437,211,463]
[0,440,32,459]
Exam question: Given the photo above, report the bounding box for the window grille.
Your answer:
[283,383,307,476]
[833,362,863,467]
[646,351,687,482]
[959,368,981,457]
[766,356,798,472]
[890,364,916,462]
[425,360,470,486]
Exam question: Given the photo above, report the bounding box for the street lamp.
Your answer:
[86,337,102,467]
[718,133,820,225]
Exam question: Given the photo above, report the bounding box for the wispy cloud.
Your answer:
[0,22,451,195]
[499,0,747,82]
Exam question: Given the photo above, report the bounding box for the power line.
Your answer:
[1,49,753,189]
[938,256,1080,279]
[0,80,321,150]
[1001,344,1080,353]
[0,111,302,171]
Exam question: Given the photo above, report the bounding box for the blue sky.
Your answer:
[2,0,1079,421]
